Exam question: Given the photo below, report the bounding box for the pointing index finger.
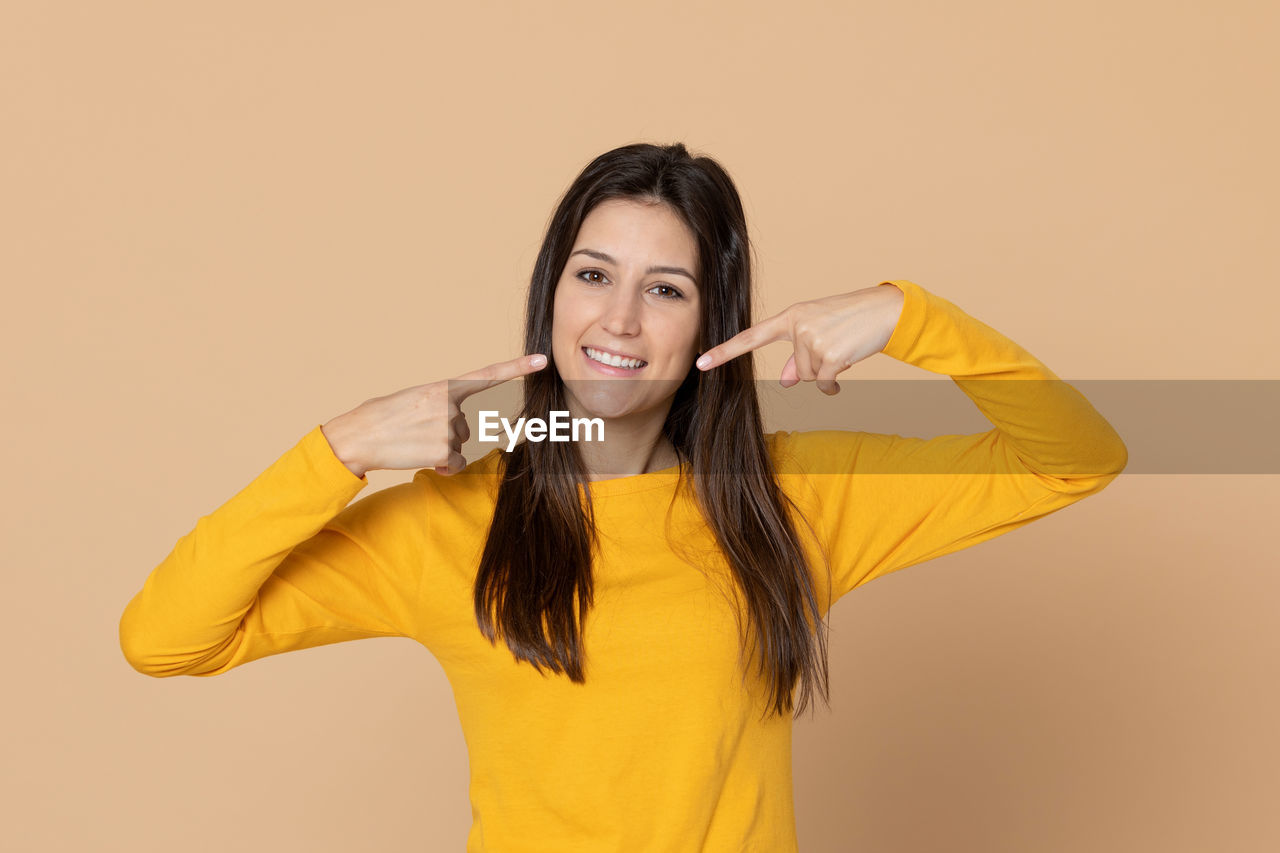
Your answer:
[695,312,790,370]
[450,353,547,402]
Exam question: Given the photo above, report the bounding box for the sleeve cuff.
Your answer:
[877,279,928,362]
[304,424,370,488]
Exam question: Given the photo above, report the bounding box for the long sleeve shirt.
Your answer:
[119,279,1127,852]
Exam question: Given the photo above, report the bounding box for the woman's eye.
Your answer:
[576,270,682,300]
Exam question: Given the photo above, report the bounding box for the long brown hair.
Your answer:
[473,142,831,719]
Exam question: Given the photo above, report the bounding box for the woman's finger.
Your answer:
[696,311,791,370]
[814,357,843,396]
[450,353,548,403]
[779,354,799,388]
[435,450,468,477]
[793,343,817,385]
[450,413,471,444]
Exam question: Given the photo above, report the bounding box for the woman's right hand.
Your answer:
[321,353,548,478]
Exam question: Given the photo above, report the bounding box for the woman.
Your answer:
[120,142,1127,852]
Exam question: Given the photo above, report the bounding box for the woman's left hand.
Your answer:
[694,283,905,395]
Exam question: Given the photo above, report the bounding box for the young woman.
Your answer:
[120,142,1127,851]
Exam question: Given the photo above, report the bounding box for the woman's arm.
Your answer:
[118,426,426,677]
[775,279,1127,603]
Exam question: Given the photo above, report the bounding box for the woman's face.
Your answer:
[551,198,702,421]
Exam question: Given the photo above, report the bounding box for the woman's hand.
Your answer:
[321,353,549,477]
[694,283,904,395]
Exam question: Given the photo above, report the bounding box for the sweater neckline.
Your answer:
[579,463,686,497]
[464,449,686,497]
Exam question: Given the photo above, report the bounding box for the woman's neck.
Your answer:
[569,405,679,482]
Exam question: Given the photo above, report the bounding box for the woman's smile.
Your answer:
[581,345,648,374]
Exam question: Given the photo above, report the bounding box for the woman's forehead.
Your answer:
[572,201,700,278]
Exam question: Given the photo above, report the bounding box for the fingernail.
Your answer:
[696,354,711,369]
[530,354,547,368]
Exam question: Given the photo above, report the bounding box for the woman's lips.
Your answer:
[581,346,647,375]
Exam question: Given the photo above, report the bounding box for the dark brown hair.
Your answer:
[473,142,831,719]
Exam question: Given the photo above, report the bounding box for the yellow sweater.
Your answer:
[119,279,1127,852]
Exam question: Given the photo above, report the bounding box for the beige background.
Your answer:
[4,1,1278,850]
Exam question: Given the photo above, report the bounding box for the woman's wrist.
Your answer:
[321,414,370,479]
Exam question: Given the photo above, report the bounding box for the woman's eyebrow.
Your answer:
[569,248,697,284]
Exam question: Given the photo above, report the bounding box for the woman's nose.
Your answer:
[599,287,642,336]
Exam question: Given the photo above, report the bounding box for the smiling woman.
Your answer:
[482,146,829,721]
[119,141,1127,852]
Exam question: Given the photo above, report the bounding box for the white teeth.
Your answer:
[585,347,646,369]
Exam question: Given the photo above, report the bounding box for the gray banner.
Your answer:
[449,379,1280,475]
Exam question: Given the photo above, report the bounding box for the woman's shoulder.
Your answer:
[411,447,504,504]
[767,429,874,476]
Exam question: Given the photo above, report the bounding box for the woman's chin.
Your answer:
[571,398,641,421]
[564,383,653,421]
